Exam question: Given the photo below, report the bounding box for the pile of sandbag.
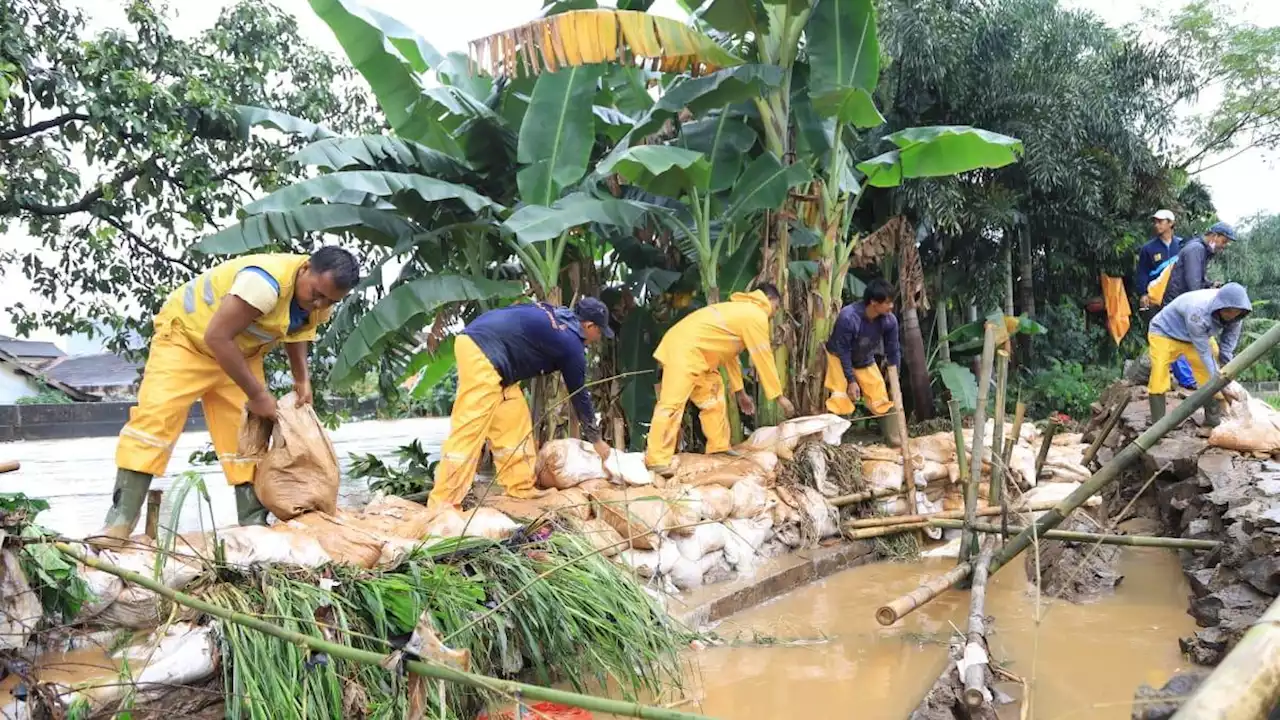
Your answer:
[1209,392,1280,455]
[526,415,851,593]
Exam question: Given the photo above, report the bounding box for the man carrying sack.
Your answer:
[94,248,358,546]
[645,283,796,476]
[428,298,613,511]
[823,278,902,447]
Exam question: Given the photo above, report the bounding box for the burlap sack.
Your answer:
[238,392,340,521]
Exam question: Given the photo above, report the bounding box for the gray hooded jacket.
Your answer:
[1150,282,1252,377]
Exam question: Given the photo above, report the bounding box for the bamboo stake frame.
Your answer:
[1082,391,1131,466]
[963,324,998,565]
[926,519,1220,550]
[887,365,917,520]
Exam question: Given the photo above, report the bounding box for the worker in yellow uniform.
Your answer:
[428,298,613,511]
[823,278,902,447]
[646,284,796,475]
[94,248,358,545]
[1147,283,1249,425]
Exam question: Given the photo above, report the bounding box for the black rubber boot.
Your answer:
[879,415,902,448]
[1148,394,1167,424]
[1203,399,1224,428]
[90,468,153,549]
[234,484,271,526]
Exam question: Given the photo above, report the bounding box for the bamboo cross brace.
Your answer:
[830,485,902,508]
[55,544,714,720]
[926,519,1221,550]
[844,499,1061,528]
[963,324,998,564]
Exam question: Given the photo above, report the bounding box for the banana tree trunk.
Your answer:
[901,305,934,420]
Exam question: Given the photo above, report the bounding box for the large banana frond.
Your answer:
[468,9,743,78]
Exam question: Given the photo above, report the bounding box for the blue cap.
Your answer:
[574,297,614,338]
[1208,221,1236,241]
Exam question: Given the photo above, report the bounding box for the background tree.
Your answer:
[0,0,377,353]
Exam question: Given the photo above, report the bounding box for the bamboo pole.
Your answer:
[887,365,917,519]
[845,499,1061,528]
[845,522,929,540]
[926,519,1221,550]
[830,486,902,508]
[144,490,162,540]
[0,460,18,474]
[990,354,1009,503]
[1082,391,1131,466]
[963,541,995,708]
[55,544,713,720]
[1171,593,1280,719]
[963,324,998,564]
[1033,420,1059,479]
[876,562,972,626]
[880,318,1280,625]
[949,400,969,484]
[1002,401,1026,468]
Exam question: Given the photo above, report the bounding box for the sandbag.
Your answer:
[591,488,672,550]
[73,568,125,624]
[741,415,851,458]
[912,433,958,464]
[669,452,776,488]
[667,555,703,590]
[730,478,771,519]
[576,517,625,557]
[722,515,773,572]
[663,486,701,536]
[94,549,203,629]
[699,550,733,585]
[690,485,734,521]
[56,624,217,712]
[657,540,680,575]
[239,392,340,521]
[1210,396,1280,454]
[616,548,661,578]
[673,522,728,561]
[219,524,332,568]
[535,439,608,489]
[862,460,904,491]
[345,494,438,541]
[282,512,396,569]
[605,450,655,486]
[423,508,520,541]
[1,550,41,649]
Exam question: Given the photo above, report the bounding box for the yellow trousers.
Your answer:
[1148,333,1217,395]
[824,352,894,416]
[645,365,731,468]
[116,317,263,485]
[429,335,538,509]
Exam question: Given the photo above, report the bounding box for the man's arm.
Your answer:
[558,343,602,443]
[830,309,859,383]
[1181,244,1208,293]
[1186,309,1221,377]
[883,314,902,367]
[285,341,312,406]
[1219,319,1243,365]
[205,296,276,418]
[741,311,784,400]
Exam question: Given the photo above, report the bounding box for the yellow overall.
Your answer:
[1147,333,1218,395]
[646,291,783,468]
[116,254,330,485]
[823,352,893,416]
[428,335,539,509]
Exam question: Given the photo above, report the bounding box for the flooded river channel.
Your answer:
[681,550,1197,719]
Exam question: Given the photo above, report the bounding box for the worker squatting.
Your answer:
[91,227,1252,539]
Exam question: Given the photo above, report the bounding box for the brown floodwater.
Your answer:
[672,549,1198,719]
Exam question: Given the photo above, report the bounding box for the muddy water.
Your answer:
[1,416,450,537]
[682,549,1197,719]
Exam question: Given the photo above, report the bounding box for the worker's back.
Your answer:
[654,292,771,370]
[462,303,583,385]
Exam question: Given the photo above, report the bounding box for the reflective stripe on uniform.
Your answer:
[202,274,215,305]
[245,324,275,342]
[183,283,196,314]
[120,426,171,449]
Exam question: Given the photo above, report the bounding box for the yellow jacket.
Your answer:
[156,253,331,358]
[654,290,783,400]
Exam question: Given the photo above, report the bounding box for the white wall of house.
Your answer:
[0,365,41,403]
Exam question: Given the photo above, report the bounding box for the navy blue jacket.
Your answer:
[1163,237,1215,305]
[462,303,600,441]
[1133,235,1182,295]
[825,302,901,383]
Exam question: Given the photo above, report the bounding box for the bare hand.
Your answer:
[736,390,756,416]
[1139,295,1150,310]
[247,391,278,421]
[294,379,313,407]
[849,383,862,402]
[593,439,612,462]
[777,396,796,419]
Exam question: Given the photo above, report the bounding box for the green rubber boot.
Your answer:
[879,415,902,448]
[1148,394,1167,424]
[90,468,153,550]
[234,484,270,527]
[1203,399,1224,428]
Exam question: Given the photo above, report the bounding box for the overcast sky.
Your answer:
[7,0,1277,346]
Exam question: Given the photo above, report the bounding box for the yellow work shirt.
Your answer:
[653,290,783,400]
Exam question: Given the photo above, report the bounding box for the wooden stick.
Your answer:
[1003,401,1026,468]
[1033,420,1059,479]
[144,490,163,540]
[876,562,972,626]
[990,353,1009,503]
[830,486,902,508]
[845,499,1062,529]
[1082,391,1132,466]
[963,540,995,708]
[964,324,998,564]
[927,519,1221,550]
[1172,593,1280,719]
[880,318,1280,625]
[844,522,929,540]
[0,460,19,474]
[887,365,917,519]
[55,543,714,720]
[949,400,969,485]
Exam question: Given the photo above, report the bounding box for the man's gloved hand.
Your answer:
[1222,381,1246,403]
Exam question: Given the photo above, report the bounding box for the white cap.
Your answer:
[1152,209,1176,222]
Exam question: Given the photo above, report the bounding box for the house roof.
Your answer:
[45,353,142,390]
[0,348,97,402]
[0,335,65,359]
